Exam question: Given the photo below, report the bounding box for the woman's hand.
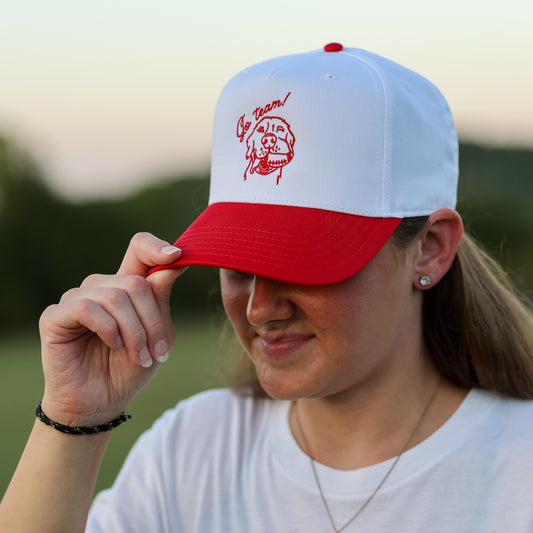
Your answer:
[38,232,185,427]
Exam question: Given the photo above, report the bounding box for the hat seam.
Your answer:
[182,212,371,245]
[180,224,365,254]
[209,197,397,217]
[178,224,386,269]
[336,51,390,214]
[177,228,379,270]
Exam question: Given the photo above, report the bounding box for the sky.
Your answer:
[1,0,532,199]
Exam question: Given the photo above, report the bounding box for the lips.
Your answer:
[257,333,315,359]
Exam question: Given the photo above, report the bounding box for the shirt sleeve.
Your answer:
[85,388,246,533]
[86,405,184,533]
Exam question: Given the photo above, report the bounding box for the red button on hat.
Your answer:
[324,42,343,52]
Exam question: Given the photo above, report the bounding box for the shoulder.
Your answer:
[140,389,287,490]
[107,389,283,491]
[162,388,272,428]
[138,388,280,455]
[468,391,533,515]
[476,388,533,424]
[497,392,533,438]
[469,389,533,452]
[88,390,281,531]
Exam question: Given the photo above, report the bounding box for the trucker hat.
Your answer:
[151,43,458,285]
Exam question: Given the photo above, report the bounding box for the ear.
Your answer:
[413,209,463,289]
[246,138,255,159]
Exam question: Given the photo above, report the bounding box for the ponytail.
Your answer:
[424,232,533,398]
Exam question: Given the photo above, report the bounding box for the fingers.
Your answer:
[117,233,186,313]
[118,232,182,277]
[40,297,125,354]
[115,233,187,364]
[64,273,176,367]
[43,233,187,369]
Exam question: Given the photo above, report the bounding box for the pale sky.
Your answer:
[1,0,532,199]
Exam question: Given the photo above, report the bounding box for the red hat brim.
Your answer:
[150,202,401,285]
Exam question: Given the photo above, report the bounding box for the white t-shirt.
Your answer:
[87,388,533,532]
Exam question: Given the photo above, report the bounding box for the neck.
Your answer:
[291,367,467,471]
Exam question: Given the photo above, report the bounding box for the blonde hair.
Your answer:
[225,217,533,399]
[424,231,533,398]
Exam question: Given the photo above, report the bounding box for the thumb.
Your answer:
[118,233,183,277]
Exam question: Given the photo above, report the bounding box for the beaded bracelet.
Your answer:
[35,403,131,435]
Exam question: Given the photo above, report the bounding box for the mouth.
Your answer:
[257,333,315,359]
[267,153,289,167]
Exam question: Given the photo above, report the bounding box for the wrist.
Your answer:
[40,393,129,427]
[38,400,131,434]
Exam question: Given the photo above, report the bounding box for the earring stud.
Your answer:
[420,275,431,287]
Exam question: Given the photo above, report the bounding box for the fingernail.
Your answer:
[116,336,125,349]
[154,339,169,357]
[161,245,181,256]
[139,346,153,368]
[156,353,169,363]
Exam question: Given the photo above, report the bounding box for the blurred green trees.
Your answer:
[457,143,533,290]
[0,132,532,332]
[0,134,218,330]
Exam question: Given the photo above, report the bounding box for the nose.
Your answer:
[261,133,277,149]
[246,276,295,326]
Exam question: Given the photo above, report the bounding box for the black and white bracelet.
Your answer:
[35,403,131,435]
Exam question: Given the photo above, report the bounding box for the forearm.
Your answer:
[0,234,182,532]
[0,420,111,533]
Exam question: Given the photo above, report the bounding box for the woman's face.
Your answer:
[220,239,425,401]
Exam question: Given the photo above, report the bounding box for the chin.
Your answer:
[256,372,320,401]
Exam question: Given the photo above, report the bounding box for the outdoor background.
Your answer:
[1,0,532,498]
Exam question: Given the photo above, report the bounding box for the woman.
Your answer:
[1,44,532,533]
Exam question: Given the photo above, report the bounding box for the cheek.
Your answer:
[220,274,251,336]
[310,265,400,350]
[220,285,240,321]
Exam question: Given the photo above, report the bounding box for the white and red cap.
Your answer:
[152,43,458,284]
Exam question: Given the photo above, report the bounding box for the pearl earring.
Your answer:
[420,275,431,287]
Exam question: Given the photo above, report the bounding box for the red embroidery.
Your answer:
[244,116,295,185]
[236,93,294,185]
[252,92,291,121]
[236,114,251,143]
[236,92,291,143]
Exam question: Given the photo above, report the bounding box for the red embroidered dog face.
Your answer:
[244,116,295,184]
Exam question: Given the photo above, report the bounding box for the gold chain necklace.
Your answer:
[294,379,441,532]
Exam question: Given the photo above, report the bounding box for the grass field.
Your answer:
[0,317,234,498]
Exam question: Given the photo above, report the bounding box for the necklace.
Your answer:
[294,379,441,532]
